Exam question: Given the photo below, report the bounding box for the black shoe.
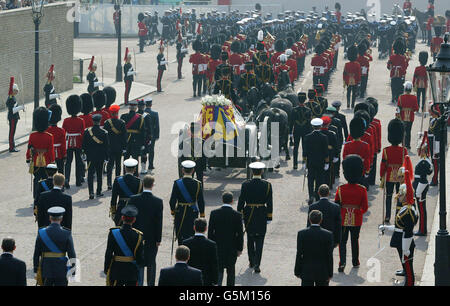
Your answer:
[384,218,390,224]
[286,155,291,161]
[249,263,255,269]
[338,264,345,272]
[352,260,360,268]
[107,186,112,191]
[96,192,104,197]
[395,269,405,276]
[81,177,85,183]
[65,183,70,189]
[414,231,426,236]
[254,267,261,273]
[193,93,197,97]
[293,165,298,170]
[89,194,94,200]
[76,183,82,187]
[9,148,19,152]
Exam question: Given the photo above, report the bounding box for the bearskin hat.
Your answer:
[103,86,116,108]
[434,26,442,37]
[48,104,62,125]
[354,110,370,128]
[365,97,378,115]
[80,93,93,115]
[193,39,202,52]
[347,45,358,61]
[230,40,241,53]
[419,51,428,66]
[66,95,81,116]
[350,117,366,139]
[93,90,106,109]
[286,36,294,48]
[393,38,406,55]
[358,43,367,56]
[315,43,325,55]
[354,103,370,117]
[33,107,50,133]
[138,12,145,22]
[210,44,222,60]
[275,39,286,53]
[335,2,341,10]
[388,118,405,145]
[343,154,364,184]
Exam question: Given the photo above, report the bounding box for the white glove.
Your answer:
[324,163,329,171]
[402,237,413,261]
[378,224,395,234]
[141,146,145,150]
[418,131,424,138]
[94,82,104,87]
[49,94,60,100]
[364,174,369,178]
[160,61,168,65]
[13,105,24,114]
[402,249,410,259]
[333,157,339,163]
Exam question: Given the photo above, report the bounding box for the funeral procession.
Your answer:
[1,0,450,293]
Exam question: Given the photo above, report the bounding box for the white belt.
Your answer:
[314,66,325,74]
[67,133,81,137]
[362,67,368,75]
[395,228,403,233]
[414,175,421,178]
[54,144,61,147]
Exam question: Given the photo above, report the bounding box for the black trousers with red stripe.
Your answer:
[396,245,415,286]
[157,69,164,92]
[8,118,17,151]
[432,157,439,185]
[417,200,428,234]
[124,80,132,105]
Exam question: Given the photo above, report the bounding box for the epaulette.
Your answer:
[45,132,53,137]
[357,184,367,190]
[132,228,144,235]
[109,226,121,231]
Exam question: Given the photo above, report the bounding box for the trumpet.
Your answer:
[264,31,275,47]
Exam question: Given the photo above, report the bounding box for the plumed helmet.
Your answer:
[33,107,50,133]
[193,39,202,52]
[66,94,81,116]
[347,45,358,61]
[93,90,106,109]
[350,117,365,139]
[80,93,93,115]
[230,40,241,53]
[388,118,405,145]
[210,44,222,60]
[48,104,62,125]
[103,86,116,108]
[275,39,286,53]
[419,51,428,66]
[343,154,364,184]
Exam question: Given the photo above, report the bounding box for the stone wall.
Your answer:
[0,2,74,110]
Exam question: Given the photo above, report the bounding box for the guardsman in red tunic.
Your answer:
[430,26,443,61]
[426,15,434,46]
[271,39,286,67]
[387,39,408,103]
[365,98,382,185]
[335,155,368,273]
[62,95,85,189]
[311,44,327,88]
[206,44,222,95]
[91,90,111,127]
[189,39,204,97]
[274,54,290,86]
[397,82,419,149]
[47,104,66,175]
[343,117,371,178]
[285,49,298,86]
[79,93,94,129]
[27,107,55,198]
[413,52,428,112]
[229,40,244,89]
[356,43,371,99]
[380,119,409,223]
[138,13,148,53]
[343,45,361,109]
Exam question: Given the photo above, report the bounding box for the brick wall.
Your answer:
[0,3,74,110]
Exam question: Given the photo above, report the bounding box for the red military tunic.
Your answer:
[207,58,222,83]
[229,53,244,76]
[46,125,66,160]
[413,65,428,89]
[348,131,374,164]
[286,58,298,83]
[343,140,371,174]
[138,21,148,37]
[343,61,361,86]
[372,118,382,153]
[79,114,93,129]
[200,53,209,77]
[426,17,433,31]
[380,146,409,182]
[387,54,408,78]
[335,184,368,227]
[274,63,290,84]
[397,94,419,122]
[431,37,443,54]
[91,109,111,126]
[189,52,204,75]
[103,107,114,119]
[311,54,327,77]
[271,51,283,67]
[356,55,370,77]
[26,131,55,167]
[62,116,85,149]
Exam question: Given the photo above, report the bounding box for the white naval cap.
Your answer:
[403,81,413,91]
[311,118,323,127]
[46,163,58,169]
[48,206,65,216]
[249,162,265,170]
[123,158,138,168]
[181,160,196,169]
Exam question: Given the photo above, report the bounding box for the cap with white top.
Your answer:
[249,162,265,170]
[46,163,58,169]
[311,118,323,127]
[48,206,65,217]
[123,158,138,168]
[181,160,196,169]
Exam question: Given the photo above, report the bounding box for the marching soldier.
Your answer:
[143,98,159,174]
[62,95,85,189]
[413,52,429,112]
[138,13,148,53]
[82,114,109,199]
[104,105,127,190]
[156,41,168,92]
[387,39,408,103]
[213,66,234,101]
[343,117,371,182]
[6,77,23,153]
[343,45,361,108]
[380,118,409,223]
[190,39,204,97]
[332,101,349,141]
[124,48,137,105]
[207,44,222,95]
[176,33,188,80]
[290,92,312,170]
[86,56,103,95]
[79,93,94,129]
[110,158,142,226]
[335,155,368,273]
[255,52,274,84]
[27,107,55,199]
[430,26,443,62]
[47,104,66,174]
[43,65,60,108]
[311,44,327,87]
[169,160,206,245]
[238,62,258,99]
[33,207,76,286]
[121,100,146,174]
[137,99,152,174]
[379,170,418,286]
[397,81,419,150]
[356,43,372,99]
[305,89,324,118]
[91,90,111,127]
[303,118,329,204]
[237,162,272,274]
[314,84,328,114]
[104,205,144,286]
[320,116,339,188]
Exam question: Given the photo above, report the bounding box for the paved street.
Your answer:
[0,37,441,286]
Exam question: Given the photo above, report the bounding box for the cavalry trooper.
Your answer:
[82,114,109,200]
[237,162,273,274]
[34,164,58,220]
[86,56,103,95]
[290,92,312,170]
[169,160,206,245]
[104,205,144,286]
[110,158,143,226]
[305,89,324,118]
[121,100,146,175]
[379,170,418,286]
[123,48,137,105]
[33,207,76,286]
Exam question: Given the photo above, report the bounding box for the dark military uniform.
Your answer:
[169,175,206,244]
[123,62,134,105]
[305,100,324,118]
[87,71,99,95]
[213,78,234,101]
[121,111,146,174]
[104,224,144,286]
[320,126,338,188]
[413,158,433,235]
[237,176,273,271]
[238,72,258,98]
[110,173,142,226]
[290,105,312,168]
[104,117,127,188]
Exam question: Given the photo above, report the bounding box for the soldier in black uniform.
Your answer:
[34,164,58,220]
[104,105,127,190]
[120,100,146,175]
[86,56,103,95]
[43,65,60,108]
[237,162,273,274]
[123,48,137,105]
[110,158,143,226]
[6,77,23,153]
[238,62,259,99]
[305,89,324,118]
[290,92,312,170]
[324,107,344,179]
[303,118,330,204]
[320,116,339,188]
[104,205,144,286]
[176,33,188,80]
[137,99,152,174]
[314,84,328,112]
[82,114,109,199]
[33,207,76,286]
[169,160,206,245]
[213,66,235,102]
[255,52,274,84]
[332,101,348,140]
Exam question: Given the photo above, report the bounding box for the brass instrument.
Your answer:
[264,31,275,47]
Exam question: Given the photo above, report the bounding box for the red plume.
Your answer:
[88,56,95,70]
[418,131,430,157]
[48,64,54,74]
[178,31,182,42]
[176,19,180,32]
[404,170,415,205]
[403,155,413,183]
[8,77,14,96]
[197,23,202,35]
[124,47,129,62]
[47,64,55,80]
